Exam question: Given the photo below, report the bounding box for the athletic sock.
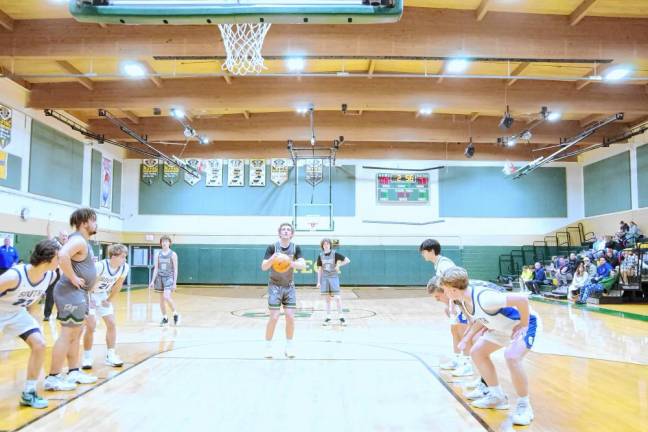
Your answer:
[24,380,37,393]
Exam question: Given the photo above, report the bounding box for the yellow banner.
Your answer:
[0,150,7,180]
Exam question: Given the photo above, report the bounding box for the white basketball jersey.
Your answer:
[461,282,530,333]
[93,260,129,294]
[0,265,54,312]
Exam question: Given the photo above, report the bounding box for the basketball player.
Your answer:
[45,208,99,392]
[149,235,179,326]
[316,238,350,326]
[261,223,306,359]
[82,244,129,369]
[43,230,68,321]
[0,239,59,408]
[440,266,537,426]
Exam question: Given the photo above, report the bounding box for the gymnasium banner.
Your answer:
[249,159,266,187]
[0,105,11,149]
[100,157,112,209]
[140,159,159,185]
[0,150,7,180]
[270,158,292,186]
[227,159,245,186]
[204,159,223,187]
[163,162,180,186]
[184,158,202,186]
[305,158,324,186]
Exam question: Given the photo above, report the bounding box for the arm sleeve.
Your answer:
[316,256,322,267]
[335,252,346,261]
[294,245,303,260]
[478,290,508,313]
[263,245,275,260]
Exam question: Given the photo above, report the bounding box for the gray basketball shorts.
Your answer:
[154,275,175,292]
[320,277,341,295]
[54,284,89,327]
[268,282,296,310]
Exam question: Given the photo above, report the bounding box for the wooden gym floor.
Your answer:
[1,286,646,432]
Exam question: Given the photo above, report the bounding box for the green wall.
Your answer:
[439,166,567,218]
[28,121,84,204]
[0,153,21,190]
[139,164,356,216]
[90,149,102,209]
[637,144,648,208]
[583,151,632,217]
[113,160,122,214]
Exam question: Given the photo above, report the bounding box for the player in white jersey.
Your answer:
[0,239,60,409]
[82,244,129,369]
[440,266,537,426]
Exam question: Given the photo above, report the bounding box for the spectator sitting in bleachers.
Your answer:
[520,265,533,283]
[576,258,618,304]
[620,249,638,285]
[592,235,607,252]
[556,257,573,287]
[568,261,589,301]
[525,262,546,295]
[605,248,620,268]
[595,255,613,280]
[625,221,642,246]
[583,256,597,281]
[567,252,578,273]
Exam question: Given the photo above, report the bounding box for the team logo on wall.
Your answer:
[184,158,202,186]
[204,159,223,187]
[227,159,245,186]
[0,105,11,149]
[100,157,112,209]
[140,159,159,185]
[270,158,292,186]
[305,158,324,186]
[249,159,266,187]
[162,162,180,186]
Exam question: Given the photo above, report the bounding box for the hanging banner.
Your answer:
[184,158,202,186]
[140,159,159,185]
[163,162,180,186]
[227,159,245,186]
[204,159,223,187]
[270,158,292,186]
[100,157,112,209]
[0,150,7,180]
[249,159,266,187]
[0,105,11,149]
[305,158,324,186]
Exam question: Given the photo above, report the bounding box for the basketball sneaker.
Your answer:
[44,374,77,391]
[82,352,93,370]
[339,317,347,326]
[451,361,474,377]
[105,352,124,367]
[471,392,510,410]
[463,377,483,390]
[464,382,487,400]
[173,312,180,326]
[67,370,98,385]
[264,342,273,359]
[512,400,534,425]
[20,390,49,409]
[160,317,169,327]
[284,345,296,359]
[322,318,332,326]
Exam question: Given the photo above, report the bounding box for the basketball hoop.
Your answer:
[218,22,272,76]
[305,215,321,232]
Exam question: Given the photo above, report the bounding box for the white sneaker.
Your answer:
[512,401,534,425]
[264,346,273,359]
[66,370,98,385]
[451,361,474,377]
[44,374,77,391]
[471,392,510,410]
[105,352,124,367]
[81,354,93,370]
[464,382,487,400]
[440,357,460,370]
[463,377,483,390]
[284,346,295,359]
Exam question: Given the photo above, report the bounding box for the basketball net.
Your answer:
[218,23,272,76]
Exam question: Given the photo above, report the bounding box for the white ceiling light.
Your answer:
[604,66,632,82]
[446,58,469,74]
[547,111,562,122]
[121,61,146,78]
[418,107,433,116]
[286,57,305,72]
[170,108,185,119]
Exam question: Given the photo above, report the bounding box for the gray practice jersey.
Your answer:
[57,232,97,291]
[157,250,175,278]
[269,242,296,287]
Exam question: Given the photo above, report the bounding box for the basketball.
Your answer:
[272,253,292,273]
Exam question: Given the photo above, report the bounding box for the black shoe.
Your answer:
[173,313,180,326]
[339,317,346,326]
[160,317,169,326]
[323,318,332,326]
[43,316,49,322]
[575,300,585,305]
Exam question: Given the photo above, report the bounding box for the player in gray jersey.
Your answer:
[316,238,350,326]
[149,235,179,326]
[261,223,306,359]
[0,239,59,409]
[45,208,99,392]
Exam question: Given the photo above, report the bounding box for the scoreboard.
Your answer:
[376,173,429,203]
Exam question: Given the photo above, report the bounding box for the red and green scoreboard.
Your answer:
[376,173,429,203]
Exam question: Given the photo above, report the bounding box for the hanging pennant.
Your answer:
[204,159,223,187]
[140,159,159,185]
[0,105,12,149]
[249,159,266,187]
[227,159,245,186]
[270,158,292,186]
[162,161,180,186]
[100,157,112,209]
[184,158,202,186]
[305,158,324,186]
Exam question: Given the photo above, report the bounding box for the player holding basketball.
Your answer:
[261,223,306,359]
[149,235,179,326]
[440,266,537,426]
[0,239,59,408]
[316,238,350,326]
[82,244,129,370]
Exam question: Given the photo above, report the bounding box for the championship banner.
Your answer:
[163,162,180,186]
[227,159,245,186]
[0,105,11,150]
[270,158,292,186]
[184,158,202,186]
[0,150,7,180]
[305,158,324,186]
[100,157,112,209]
[249,159,266,187]
[204,159,223,187]
[140,159,159,185]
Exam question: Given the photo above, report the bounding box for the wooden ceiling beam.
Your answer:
[54,60,94,90]
[579,113,607,127]
[436,61,446,84]
[507,62,530,87]
[243,110,250,120]
[120,110,140,124]
[0,9,13,32]
[476,0,491,21]
[469,112,480,122]
[142,61,163,88]
[570,0,599,26]
[0,66,31,90]
[368,60,376,79]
